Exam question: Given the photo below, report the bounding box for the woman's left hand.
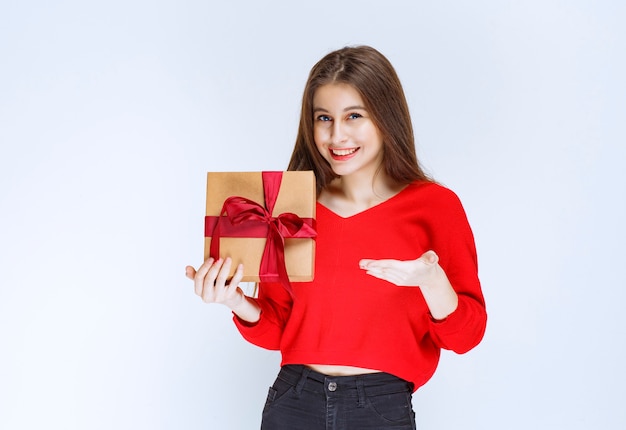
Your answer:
[359,250,441,288]
[359,250,458,320]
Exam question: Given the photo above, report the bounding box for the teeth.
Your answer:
[331,148,357,156]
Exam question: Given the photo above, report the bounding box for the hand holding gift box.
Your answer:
[204,171,316,293]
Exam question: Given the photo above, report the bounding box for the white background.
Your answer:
[1,1,625,429]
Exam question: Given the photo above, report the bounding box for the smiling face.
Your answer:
[312,83,384,180]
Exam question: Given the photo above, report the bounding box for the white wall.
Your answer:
[1,1,624,429]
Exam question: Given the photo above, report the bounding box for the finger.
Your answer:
[194,257,215,295]
[360,259,398,270]
[185,266,196,280]
[207,257,232,303]
[204,258,224,285]
[229,263,245,287]
[359,259,373,269]
[365,269,399,284]
[224,263,245,303]
[365,265,401,278]
[365,261,406,277]
[196,256,217,274]
[201,258,224,301]
[364,269,384,280]
[215,257,233,288]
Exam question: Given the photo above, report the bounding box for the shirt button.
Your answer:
[328,382,337,392]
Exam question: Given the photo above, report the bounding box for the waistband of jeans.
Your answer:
[278,364,413,395]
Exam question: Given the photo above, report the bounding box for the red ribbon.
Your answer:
[205,171,316,295]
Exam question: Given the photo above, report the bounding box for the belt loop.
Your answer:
[356,377,365,408]
[295,366,311,396]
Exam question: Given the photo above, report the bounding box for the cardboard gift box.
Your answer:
[204,171,316,284]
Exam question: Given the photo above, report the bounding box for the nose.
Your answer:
[331,121,347,145]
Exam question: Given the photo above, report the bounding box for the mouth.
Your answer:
[330,147,359,159]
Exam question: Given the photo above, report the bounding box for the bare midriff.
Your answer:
[306,364,382,376]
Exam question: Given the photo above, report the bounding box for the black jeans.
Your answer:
[261,365,416,430]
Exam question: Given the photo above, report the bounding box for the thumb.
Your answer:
[185,266,196,280]
[420,250,439,265]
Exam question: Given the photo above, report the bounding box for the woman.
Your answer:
[186,46,487,429]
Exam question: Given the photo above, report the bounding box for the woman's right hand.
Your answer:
[185,257,246,311]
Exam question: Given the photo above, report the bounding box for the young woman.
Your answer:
[186,46,487,429]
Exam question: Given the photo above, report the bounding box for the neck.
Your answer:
[321,170,404,215]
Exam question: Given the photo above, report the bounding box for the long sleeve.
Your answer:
[233,280,293,350]
[426,188,487,353]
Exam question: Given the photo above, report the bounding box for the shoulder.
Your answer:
[403,181,464,207]
[399,181,470,226]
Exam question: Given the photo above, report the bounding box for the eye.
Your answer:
[316,115,332,122]
[348,113,363,120]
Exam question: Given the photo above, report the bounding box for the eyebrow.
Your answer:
[313,105,367,113]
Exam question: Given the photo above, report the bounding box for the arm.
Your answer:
[185,257,261,323]
[232,280,293,350]
[359,188,487,353]
[428,191,487,353]
[360,250,458,321]
[185,257,293,350]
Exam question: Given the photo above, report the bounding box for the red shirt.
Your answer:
[234,181,487,391]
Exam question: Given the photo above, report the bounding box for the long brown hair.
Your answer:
[287,45,431,193]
